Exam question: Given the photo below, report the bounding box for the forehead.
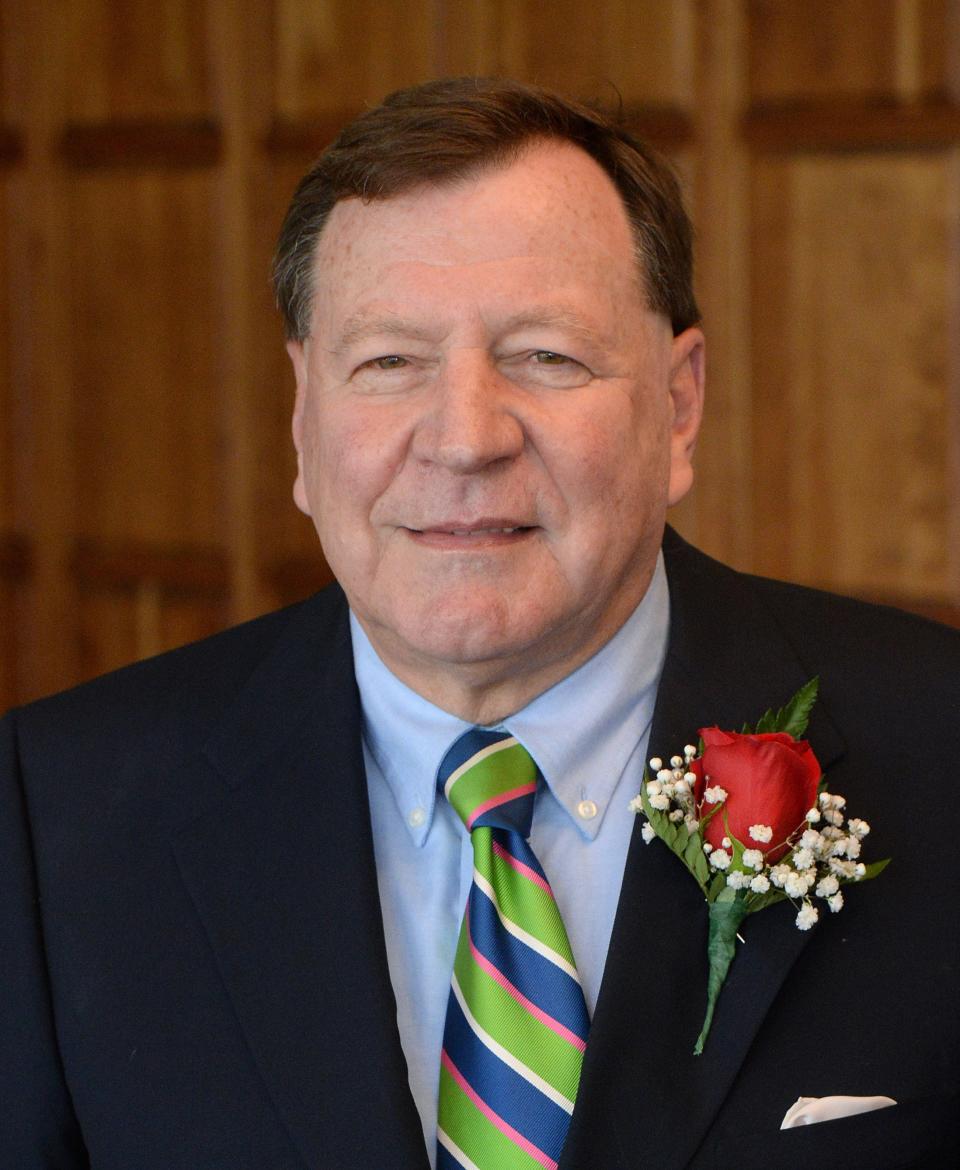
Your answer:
[309,141,641,318]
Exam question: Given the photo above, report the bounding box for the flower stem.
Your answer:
[693,896,750,1055]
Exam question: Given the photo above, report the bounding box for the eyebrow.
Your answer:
[327,304,615,355]
[328,311,442,354]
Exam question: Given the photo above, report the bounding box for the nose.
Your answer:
[411,351,525,473]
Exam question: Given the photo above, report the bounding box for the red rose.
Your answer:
[691,728,822,861]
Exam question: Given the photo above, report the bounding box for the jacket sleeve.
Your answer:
[0,711,88,1166]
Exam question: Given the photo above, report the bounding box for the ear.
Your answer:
[286,338,313,516]
[666,326,705,507]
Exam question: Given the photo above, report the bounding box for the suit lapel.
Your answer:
[171,591,428,1170]
[563,532,845,1170]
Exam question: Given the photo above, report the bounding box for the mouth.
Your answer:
[404,521,536,548]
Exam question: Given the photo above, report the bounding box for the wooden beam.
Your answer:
[0,125,24,166]
[744,99,960,152]
[72,539,229,598]
[60,120,222,169]
[0,533,31,580]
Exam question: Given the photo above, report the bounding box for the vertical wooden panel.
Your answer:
[274,0,436,119]
[62,0,211,119]
[441,0,696,107]
[751,152,955,599]
[673,0,753,565]
[748,0,900,103]
[69,171,223,545]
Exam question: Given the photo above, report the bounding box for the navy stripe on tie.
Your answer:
[470,878,590,1041]
[443,990,570,1161]
[437,1140,469,1170]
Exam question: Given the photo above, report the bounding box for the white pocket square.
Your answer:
[780,1094,897,1129]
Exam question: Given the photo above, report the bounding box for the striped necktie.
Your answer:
[436,728,590,1170]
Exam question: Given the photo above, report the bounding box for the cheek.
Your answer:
[304,405,406,526]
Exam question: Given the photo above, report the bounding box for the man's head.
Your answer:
[278,79,705,723]
[274,77,700,344]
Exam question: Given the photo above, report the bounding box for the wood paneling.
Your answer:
[2,0,959,704]
[69,170,223,546]
[749,0,901,104]
[751,151,956,599]
[273,0,435,119]
[61,0,211,120]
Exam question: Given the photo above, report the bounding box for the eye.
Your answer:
[368,354,408,370]
[533,350,571,365]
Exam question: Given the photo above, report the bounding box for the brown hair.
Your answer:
[273,77,699,341]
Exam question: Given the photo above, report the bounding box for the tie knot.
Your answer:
[438,728,538,836]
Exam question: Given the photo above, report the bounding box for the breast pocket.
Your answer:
[711,1093,957,1170]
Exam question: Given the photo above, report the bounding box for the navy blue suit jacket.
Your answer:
[2,530,958,1168]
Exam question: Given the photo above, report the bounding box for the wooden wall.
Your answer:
[1,0,958,706]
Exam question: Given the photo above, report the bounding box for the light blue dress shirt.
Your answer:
[351,554,669,1161]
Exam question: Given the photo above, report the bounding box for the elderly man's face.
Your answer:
[287,141,703,716]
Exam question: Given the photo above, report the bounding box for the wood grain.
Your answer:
[751,152,954,600]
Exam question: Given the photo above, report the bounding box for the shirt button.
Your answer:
[577,799,598,821]
[408,807,426,828]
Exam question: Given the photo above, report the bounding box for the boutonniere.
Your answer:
[630,678,889,1055]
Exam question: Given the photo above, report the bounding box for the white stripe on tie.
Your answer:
[437,1127,482,1170]
[451,974,575,1114]
[472,868,581,983]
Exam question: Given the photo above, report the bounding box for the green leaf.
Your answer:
[693,896,750,1055]
[744,887,788,913]
[855,857,891,882]
[766,676,820,739]
[684,833,710,889]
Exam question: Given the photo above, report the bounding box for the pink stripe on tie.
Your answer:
[467,920,587,1053]
[492,839,553,895]
[465,782,537,830]
[441,1049,558,1170]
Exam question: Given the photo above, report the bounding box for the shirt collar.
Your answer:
[350,552,669,846]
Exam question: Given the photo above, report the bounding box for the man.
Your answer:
[2,78,957,1169]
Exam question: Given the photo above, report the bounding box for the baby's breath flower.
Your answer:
[668,809,684,823]
[815,874,839,898]
[829,794,847,811]
[709,848,731,870]
[670,755,684,769]
[742,849,764,870]
[649,793,670,811]
[748,824,773,844]
[721,836,732,849]
[703,842,713,854]
[843,836,861,860]
[769,864,791,888]
[785,870,814,898]
[819,792,832,808]
[726,870,750,890]
[828,891,844,913]
[657,768,673,783]
[703,786,727,804]
[684,744,697,760]
[829,858,857,879]
[855,863,866,878]
[649,757,663,772]
[749,874,771,894]
[641,821,656,844]
[796,901,819,930]
[800,828,825,853]
[848,818,870,838]
[792,847,814,871]
[628,794,644,814]
[823,808,844,827]
[684,815,700,834]
[646,780,662,796]
[805,806,822,823]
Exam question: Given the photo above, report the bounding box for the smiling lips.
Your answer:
[406,523,535,547]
